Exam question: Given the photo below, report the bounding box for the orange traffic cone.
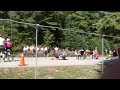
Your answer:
[18,52,26,66]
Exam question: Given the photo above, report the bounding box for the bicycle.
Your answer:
[3,48,14,62]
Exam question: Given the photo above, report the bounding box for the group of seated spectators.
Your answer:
[74,48,100,60]
[106,49,118,60]
[23,45,69,60]
[22,45,119,60]
[22,45,101,60]
[52,49,67,60]
[23,45,59,57]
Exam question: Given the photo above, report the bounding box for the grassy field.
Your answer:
[0,65,102,79]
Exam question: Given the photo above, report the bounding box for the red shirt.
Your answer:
[117,47,120,53]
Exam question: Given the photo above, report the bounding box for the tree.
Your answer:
[0,11,119,54]
[43,29,54,46]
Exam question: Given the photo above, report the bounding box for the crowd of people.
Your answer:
[23,45,68,60]
[74,47,100,60]
[0,33,120,61]
[22,45,101,60]
[22,45,120,60]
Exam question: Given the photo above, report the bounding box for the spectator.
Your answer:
[40,46,44,51]
[106,50,113,60]
[4,38,12,53]
[59,49,67,60]
[112,49,118,57]
[0,34,5,58]
[23,45,27,55]
[74,50,78,59]
[117,46,120,59]
[54,46,59,51]
[40,46,44,56]
[30,45,35,55]
[54,46,59,56]
[36,46,39,51]
[94,49,100,59]
[92,49,100,59]
[44,46,48,57]
[79,48,85,59]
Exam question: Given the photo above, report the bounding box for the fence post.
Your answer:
[35,24,39,79]
[102,35,104,57]
[101,34,104,75]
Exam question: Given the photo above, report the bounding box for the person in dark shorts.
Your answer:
[79,49,85,59]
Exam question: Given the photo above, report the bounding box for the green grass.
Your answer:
[0,65,102,79]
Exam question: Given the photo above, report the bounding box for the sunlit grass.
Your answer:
[0,65,101,79]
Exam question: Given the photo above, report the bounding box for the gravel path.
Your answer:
[0,57,106,68]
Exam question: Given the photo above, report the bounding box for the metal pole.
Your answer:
[35,24,39,79]
[10,22,12,38]
[101,35,104,75]
[3,21,4,35]
[102,35,104,56]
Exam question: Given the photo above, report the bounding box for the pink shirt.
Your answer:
[5,41,12,48]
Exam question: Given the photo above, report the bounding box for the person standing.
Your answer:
[117,46,120,59]
[0,34,5,58]
[4,38,12,59]
[4,38,12,51]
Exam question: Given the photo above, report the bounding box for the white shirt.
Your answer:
[30,46,35,51]
[75,50,77,55]
[54,47,59,51]
[44,47,48,51]
[41,47,44,51]
[0,37,5,46]
[37,47,39,51]
[23,47,27,51]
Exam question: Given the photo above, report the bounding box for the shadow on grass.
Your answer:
[99,57,120,79]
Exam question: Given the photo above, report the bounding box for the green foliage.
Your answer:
[43,29,54,46]
[0,11,120,54]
